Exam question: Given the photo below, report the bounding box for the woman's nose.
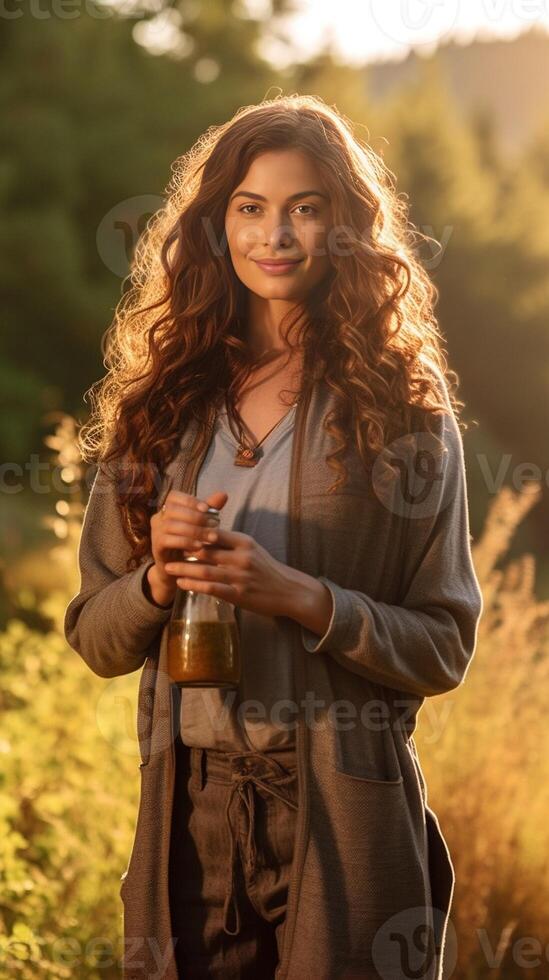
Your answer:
[265,222,295,247]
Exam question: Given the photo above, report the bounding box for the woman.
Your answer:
[64,94,483,980]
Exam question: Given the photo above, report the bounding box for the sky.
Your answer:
[122,0,549,66]
[256,0,549,66]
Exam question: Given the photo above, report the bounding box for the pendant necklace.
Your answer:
[226,396,299,467]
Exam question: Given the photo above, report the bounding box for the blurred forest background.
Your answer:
[2,5,549,608]
[1,2,548,977]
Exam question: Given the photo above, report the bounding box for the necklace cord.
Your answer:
[225,397,299,453]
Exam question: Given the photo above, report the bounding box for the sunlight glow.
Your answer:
[107,0,549,66]
[264,0,549,66]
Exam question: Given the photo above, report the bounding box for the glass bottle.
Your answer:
[167,506,241,688]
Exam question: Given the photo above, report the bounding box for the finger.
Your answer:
[166,560,240,584]
[159,533,216,551]
[162,489,212,513]
[165,558,222,574]
[164,544,218,563]
[162,517,219,539]
[164,489,209,507]
[196,528,243,547]
[173,545,239,564]
[175,577,238,600]
[161,497,210,519]
[205,490,229,507]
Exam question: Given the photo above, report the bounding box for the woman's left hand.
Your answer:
[164,527,297,618]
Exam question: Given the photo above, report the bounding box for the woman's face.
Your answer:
[224,149,333,303]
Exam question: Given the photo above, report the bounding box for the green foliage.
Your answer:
[0,0,293,461]
[0,603,140,978]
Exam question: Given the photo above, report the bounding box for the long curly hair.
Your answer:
[78,93,462,572]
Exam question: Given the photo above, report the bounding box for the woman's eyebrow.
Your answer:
[229,189,330,204]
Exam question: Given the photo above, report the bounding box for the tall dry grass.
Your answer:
[416,482,549,979]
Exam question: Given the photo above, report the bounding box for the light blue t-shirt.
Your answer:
[179,402,297,751]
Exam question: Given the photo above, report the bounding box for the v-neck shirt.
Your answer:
[217,401,297,450]
[178,402,298,752]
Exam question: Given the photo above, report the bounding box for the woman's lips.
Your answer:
[252,259,303,275]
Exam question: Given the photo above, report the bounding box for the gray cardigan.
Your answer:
[64,365,483,980]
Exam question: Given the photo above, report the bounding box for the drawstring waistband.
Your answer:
[219,751,299,936]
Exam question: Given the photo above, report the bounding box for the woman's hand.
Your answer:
[147,489,229,606]
[164,526,298,619]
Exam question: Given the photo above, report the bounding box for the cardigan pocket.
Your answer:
[334,735,404,784]
[332,679,404,784]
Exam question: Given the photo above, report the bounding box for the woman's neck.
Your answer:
[243,297,307,359]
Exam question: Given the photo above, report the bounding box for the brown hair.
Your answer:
[78,93,462,572]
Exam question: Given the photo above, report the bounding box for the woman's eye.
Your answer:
[238,204,317,216]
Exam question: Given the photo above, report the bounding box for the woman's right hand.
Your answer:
[147,489,229,606]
